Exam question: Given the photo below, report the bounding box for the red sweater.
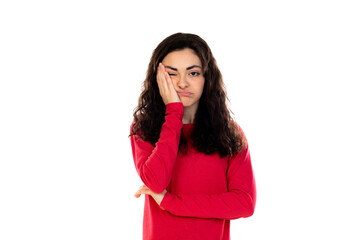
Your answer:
[130,102,256,240]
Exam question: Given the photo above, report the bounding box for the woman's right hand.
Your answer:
[156,62,181,105]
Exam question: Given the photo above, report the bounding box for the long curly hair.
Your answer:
[129,32,246,158]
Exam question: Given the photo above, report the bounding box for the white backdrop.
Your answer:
[1,0,359,239]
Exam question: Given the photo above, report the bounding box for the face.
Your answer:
[161,48,205,109]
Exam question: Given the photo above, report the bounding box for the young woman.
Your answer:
[129,32,256,240]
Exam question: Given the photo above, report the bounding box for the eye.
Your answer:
[189,72,200,77]
[168,73,176,76]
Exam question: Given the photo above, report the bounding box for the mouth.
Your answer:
[177,91,193,97]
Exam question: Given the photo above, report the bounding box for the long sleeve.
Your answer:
[159,143,256,220]
[130,102,183,193]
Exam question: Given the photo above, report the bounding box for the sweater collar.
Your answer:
[182,123,194,138]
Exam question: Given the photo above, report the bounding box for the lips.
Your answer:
[177,91,193,97]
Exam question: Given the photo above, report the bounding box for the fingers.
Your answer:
[134,184,151,198]
[156,63,180,104]
[157,63,169,97]
[160,63,173,90]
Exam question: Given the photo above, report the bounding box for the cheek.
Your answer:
[171,78,178,85]
[197,78,205,92]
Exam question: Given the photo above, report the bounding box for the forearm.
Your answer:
[131,102,183,193]
[159,188,256,220]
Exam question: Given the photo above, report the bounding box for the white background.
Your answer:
[1,0,359,239]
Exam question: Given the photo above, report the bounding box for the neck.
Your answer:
[182,102,199,124]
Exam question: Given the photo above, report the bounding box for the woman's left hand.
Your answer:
[134,184,167,206]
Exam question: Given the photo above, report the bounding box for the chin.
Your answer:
[180,100,197,108]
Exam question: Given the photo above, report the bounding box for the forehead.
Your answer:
[162,48,202,66]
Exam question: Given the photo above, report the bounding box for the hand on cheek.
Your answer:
[134,184,167,206]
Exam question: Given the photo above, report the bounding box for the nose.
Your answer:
[176,74,189,89]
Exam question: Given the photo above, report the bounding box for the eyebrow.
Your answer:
[165,65,202,71]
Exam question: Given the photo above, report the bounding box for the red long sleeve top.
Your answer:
[130,102,256,240]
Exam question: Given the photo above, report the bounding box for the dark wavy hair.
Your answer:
[129,32,246,158]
